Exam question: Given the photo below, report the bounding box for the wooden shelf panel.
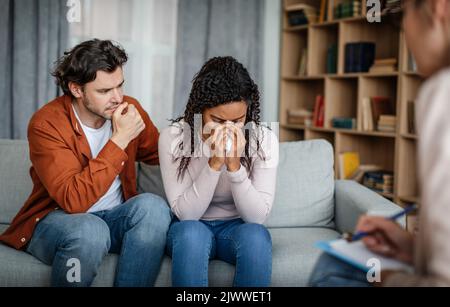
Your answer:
[396,138,418,199]
[399,195,421,204]
[324,78,358,128]
[401,133,417,140]
[335,133,396,173]
[335,129,396,138]
[308,24,338,75]
[281,31,308,76]
[305,129,335,148]
[281,124,396,138]
[280,79,324,126]
[399,75,424,135]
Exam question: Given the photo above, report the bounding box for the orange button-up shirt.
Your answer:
[0,95,160,250]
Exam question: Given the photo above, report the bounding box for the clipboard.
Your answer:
[315,239,414,273]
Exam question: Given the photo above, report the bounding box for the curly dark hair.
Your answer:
[52,39,128,97]
[172,56,265,181]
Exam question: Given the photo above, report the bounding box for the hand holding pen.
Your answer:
[344,204,417,264]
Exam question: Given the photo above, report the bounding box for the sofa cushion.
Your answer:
[0,140,33,224]
[0,227,339,286]
[137,163,167,201]
[265,140,335,228]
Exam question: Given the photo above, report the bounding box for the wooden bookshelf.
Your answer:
[279,0,423,232]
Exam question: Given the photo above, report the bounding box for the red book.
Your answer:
[371,96,393,125]
[317,96,325,127]
[313,95,322,127]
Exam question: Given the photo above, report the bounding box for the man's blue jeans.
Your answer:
[308,253,371,287]
[166,218,272,287]
[26,193,172,287]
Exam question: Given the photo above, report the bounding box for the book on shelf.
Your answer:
[286,4,318,26]
[326,43,337,74]
[338,152,360,180]
[331,117,356,129]
[312,95,325,127]
[369,57,398,73]
[345,42,376,73]
[407,100,416,134]
[319,0,328,23]
[298,48,308,76]
[287,108,313,126]
[361,97,374,131]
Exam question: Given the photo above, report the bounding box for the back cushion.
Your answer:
[0,140,33,224]
[137,163,167,201]
[265,140,335,228]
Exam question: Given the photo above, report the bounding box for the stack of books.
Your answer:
[334,0,361,19]
[363,171,394,194]
[377,115,397,132]
[287,109,313,126]
[287,4,318,26]
[369,58,397,73]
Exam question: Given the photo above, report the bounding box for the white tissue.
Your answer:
[225,136,232,153]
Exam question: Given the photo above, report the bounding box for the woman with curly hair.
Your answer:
[158,56,279,287]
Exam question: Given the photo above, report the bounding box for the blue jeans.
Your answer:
[166,218,272,287]
[308,253,371,287]
[26,193,172,287]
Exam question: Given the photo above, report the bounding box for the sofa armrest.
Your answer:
[334,180,404,234]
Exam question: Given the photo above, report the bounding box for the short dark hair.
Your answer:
[52,39,128,97]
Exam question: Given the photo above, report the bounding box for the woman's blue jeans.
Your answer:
[166,218,272,287]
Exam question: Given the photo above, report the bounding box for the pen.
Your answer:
[342,204,418,242]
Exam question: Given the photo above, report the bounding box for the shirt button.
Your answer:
[21,237,26,243]
[35,218,40,222]
[121,161,125,166]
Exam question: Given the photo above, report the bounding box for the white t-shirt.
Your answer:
[72,105,124,212]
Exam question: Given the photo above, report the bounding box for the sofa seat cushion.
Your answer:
[0,227,339,287]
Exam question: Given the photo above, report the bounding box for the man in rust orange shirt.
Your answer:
[0,39,171,287]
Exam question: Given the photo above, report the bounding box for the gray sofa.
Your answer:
[0,139,402,286]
